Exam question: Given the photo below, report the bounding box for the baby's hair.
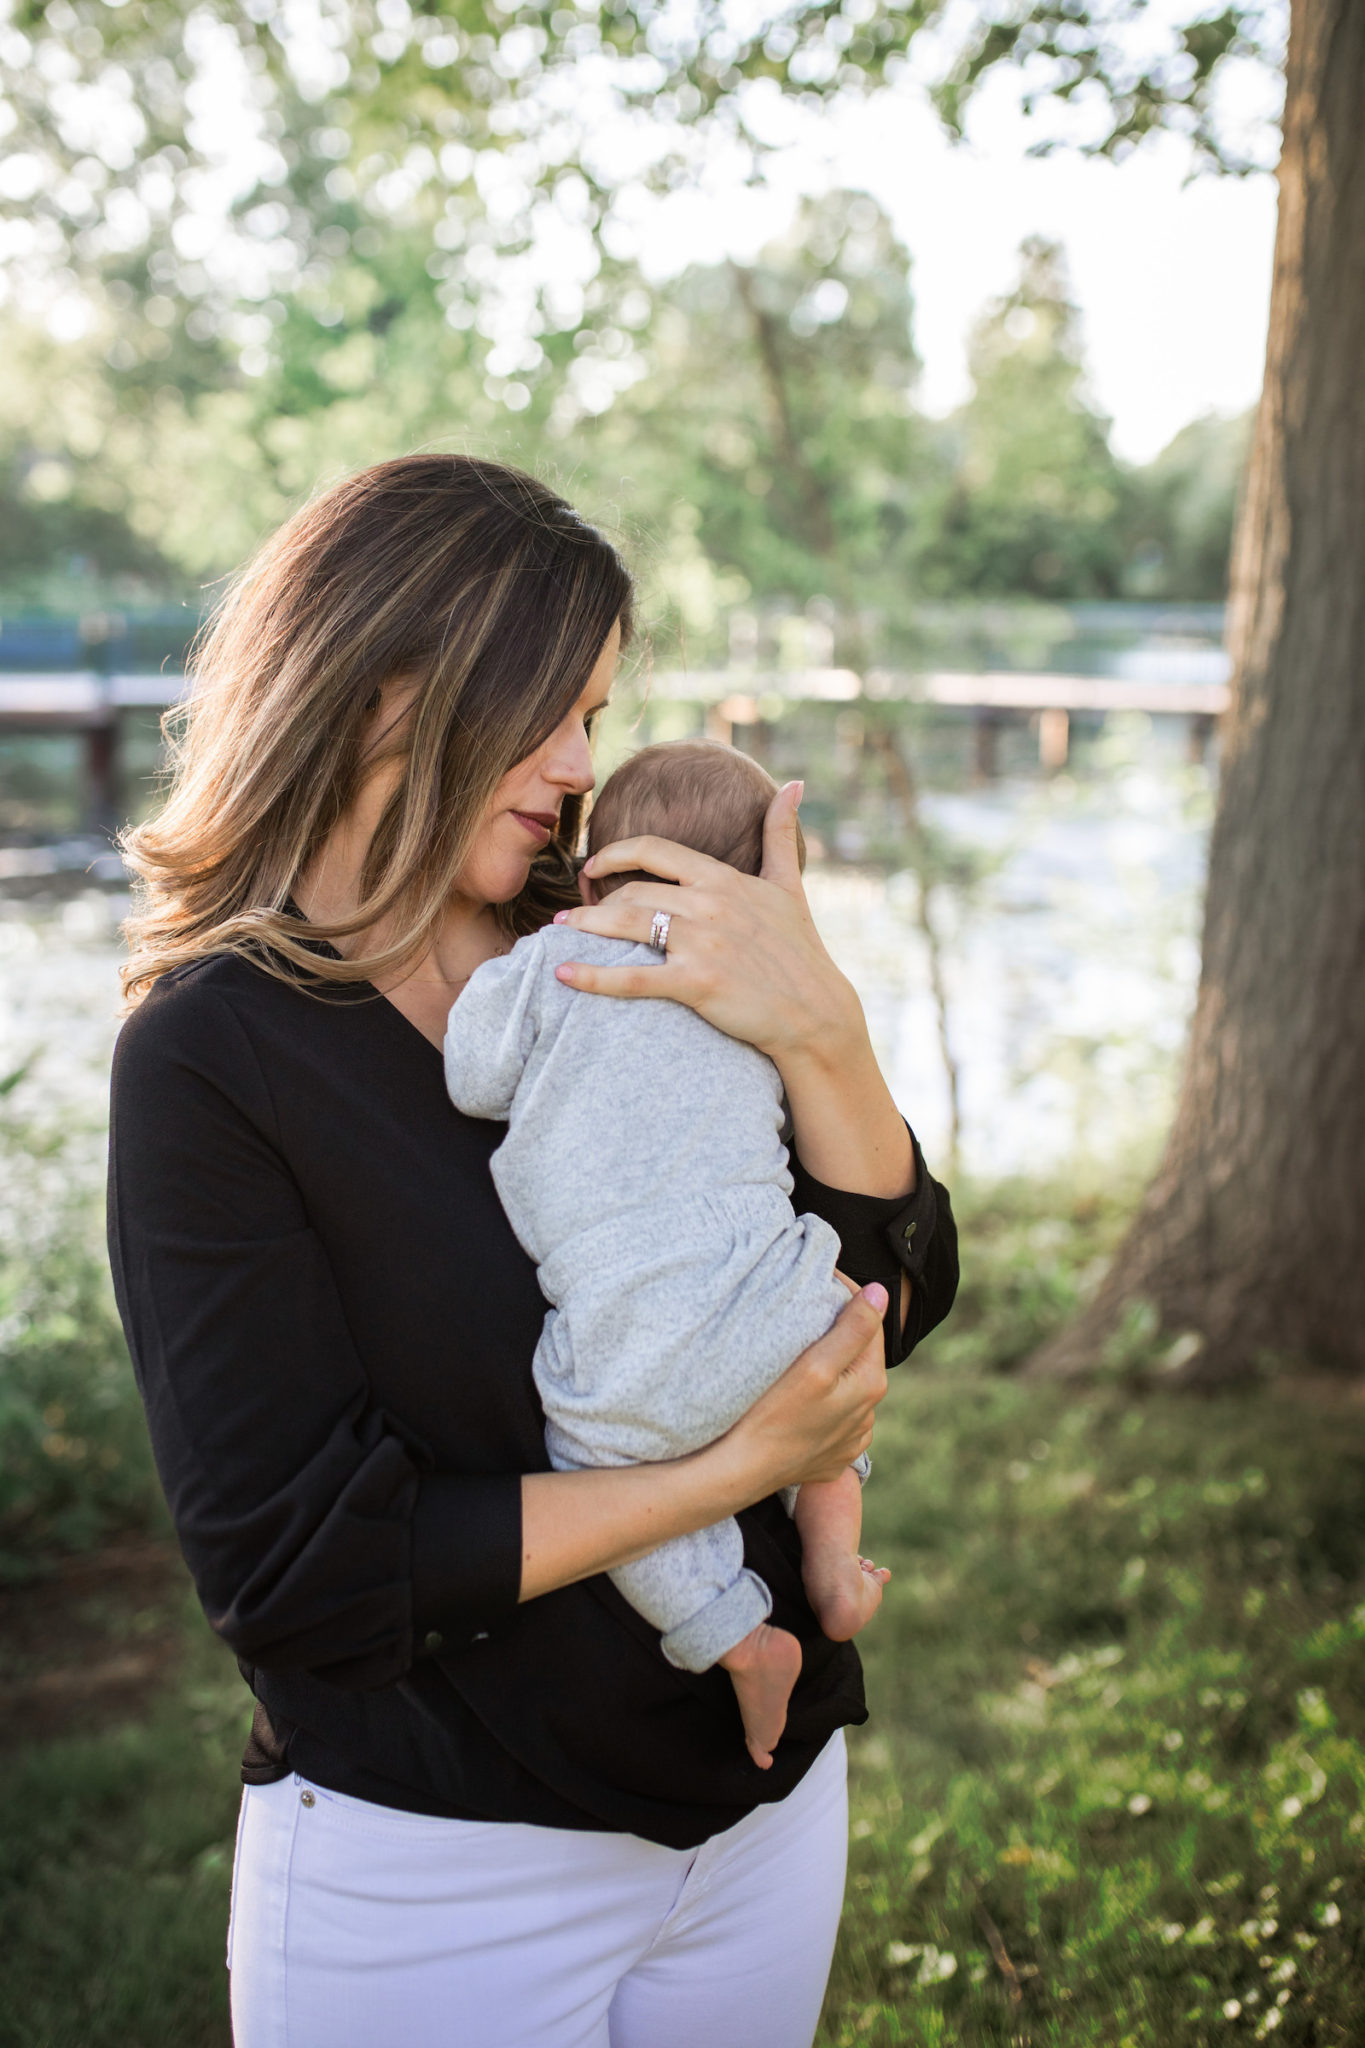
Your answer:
[586,741,805,894]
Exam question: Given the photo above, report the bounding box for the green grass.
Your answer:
[0,1594,243,2048]
[1,1179,1363,2046]
[822,1370,1365,2047]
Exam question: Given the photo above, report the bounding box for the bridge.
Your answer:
[649,667,1231,774]
[0,663,1231,829]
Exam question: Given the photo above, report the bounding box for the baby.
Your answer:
[443,741,887,1769]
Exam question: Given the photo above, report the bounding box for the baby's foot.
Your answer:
[720,1623,803,1770]
[802,1545,891,1643]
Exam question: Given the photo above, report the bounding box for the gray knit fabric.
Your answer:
[443,925,849,1673]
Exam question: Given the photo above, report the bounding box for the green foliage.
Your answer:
[920,238,1129,601]
[574,191,939,654]
[920,1170,1142,1377]
[0,1078,159,1575]
[823,1356,1365,2043]
[0,1616,243,2048]
[1,1175,1362,2046]
[1123,409,1255,602]
[938,4,1282,175]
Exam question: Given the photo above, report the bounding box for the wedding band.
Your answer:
[648,911,672,955]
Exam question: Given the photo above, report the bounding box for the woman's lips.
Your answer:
[511,810,557,845]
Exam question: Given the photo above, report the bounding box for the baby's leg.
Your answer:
[794,1467,891,1643]
[719,1625,803,1772]
[611,1521,802,1770]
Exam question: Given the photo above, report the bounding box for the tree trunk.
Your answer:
[1034,0,1365,1382]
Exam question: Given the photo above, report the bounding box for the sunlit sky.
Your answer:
[631,69,1280,466]
[8,3,1283,468]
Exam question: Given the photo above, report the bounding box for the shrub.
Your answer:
[0,1067,159,1574]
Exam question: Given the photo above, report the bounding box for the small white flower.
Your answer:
[1160,1923,1185,1945]
[1128,1793,1152,1816]
[1223,1998,1243,2019]
[1318,1901,1342,1929]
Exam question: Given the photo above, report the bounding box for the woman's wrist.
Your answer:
[759,959,863,1069]
[776,999,916,1201]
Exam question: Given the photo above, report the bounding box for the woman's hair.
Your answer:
[119,455,632,1003]
[585,740,803,892]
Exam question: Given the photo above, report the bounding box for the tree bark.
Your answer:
[1034,0,1365,1381]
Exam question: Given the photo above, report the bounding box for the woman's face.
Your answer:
[457,619,620,906]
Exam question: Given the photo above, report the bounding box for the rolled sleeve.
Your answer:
[411,1472,524,1646]
[791,1126,959,1366]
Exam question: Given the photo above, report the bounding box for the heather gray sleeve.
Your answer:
[442,937,543,1120]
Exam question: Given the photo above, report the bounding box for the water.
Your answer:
[809,764,1207,1177]
[0,753,1210,1178]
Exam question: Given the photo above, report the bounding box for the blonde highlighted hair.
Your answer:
[120,455,632,1003]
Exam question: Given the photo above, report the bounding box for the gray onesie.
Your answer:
[443,924,849,1673]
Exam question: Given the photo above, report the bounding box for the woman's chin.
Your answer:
[458,855,537,907]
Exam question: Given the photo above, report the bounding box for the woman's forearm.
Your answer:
[518,1281,890,1602]
[519,1439,755,1603]
[776,981,915,1200]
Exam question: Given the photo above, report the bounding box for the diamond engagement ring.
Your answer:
[648,910,672,955]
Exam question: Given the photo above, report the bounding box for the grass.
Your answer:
[1,1178,1363,2045]
[0,1593,243,2048]
[822,1370,1365,2046]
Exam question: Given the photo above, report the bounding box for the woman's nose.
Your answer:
[545,725,595,795]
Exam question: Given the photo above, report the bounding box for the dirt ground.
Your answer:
[0,1537,190,1748]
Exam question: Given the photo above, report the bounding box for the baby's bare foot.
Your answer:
[720,1623,802,1770]
[803,1545,890,1643]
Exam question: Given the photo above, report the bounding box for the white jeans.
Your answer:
[227,1731,848,2048]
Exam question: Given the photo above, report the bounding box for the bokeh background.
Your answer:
[2,2,1363,2043]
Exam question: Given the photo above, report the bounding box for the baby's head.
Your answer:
[584,741,804,897]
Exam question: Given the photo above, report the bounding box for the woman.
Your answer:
[107,455,958,2048]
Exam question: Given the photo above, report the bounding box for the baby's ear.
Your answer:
[578,868,597,906]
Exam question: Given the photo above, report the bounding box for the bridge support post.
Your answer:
[1187,711,1216,766]
[972,708,1002,783]
[1038,706,1070,772]
[84,720,120,839]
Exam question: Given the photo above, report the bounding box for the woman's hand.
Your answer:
[552,781,857,1066]
[719,1281,890,1493]
[554,781,915,1200]
[519,1284,890,1602]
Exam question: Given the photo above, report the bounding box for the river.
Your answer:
[0,736,1208,1179]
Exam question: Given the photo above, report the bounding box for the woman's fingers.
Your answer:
[759,782,806,894]
[581,834,721,887]
[554,956,679,998]
[554,884,683,947]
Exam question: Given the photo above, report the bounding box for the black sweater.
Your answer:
[107,951,958,1850]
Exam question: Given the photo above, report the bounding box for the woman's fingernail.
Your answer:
[862,1282,889,1314]
[554,964,575,983]
[793,780,804,808]
[553,910,569,924]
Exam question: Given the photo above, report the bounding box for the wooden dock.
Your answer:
[0,664,1231,824]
